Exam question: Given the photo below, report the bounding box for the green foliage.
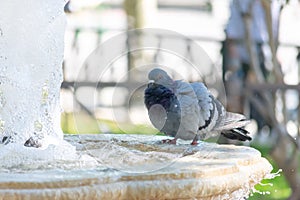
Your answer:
[61,112,100,134]
[249,177,291,200]
[61,112,158,135]
[249,144,292,200]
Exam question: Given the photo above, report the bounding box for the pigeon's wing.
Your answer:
[175,81,200,117]
[207,93,251,141]
[173,81,201,140]
[191,82,250,129]
[214,112,250,131]
[190,82,251,141]
[190,82,222,131]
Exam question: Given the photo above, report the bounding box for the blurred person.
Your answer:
[223,0,282,131]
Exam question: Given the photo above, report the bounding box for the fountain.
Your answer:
[0,1,66,145]
[0,0,86,168]
[0,1,273,199]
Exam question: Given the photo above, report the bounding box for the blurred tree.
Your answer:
[123,0,157,79]
[223,0,300,199]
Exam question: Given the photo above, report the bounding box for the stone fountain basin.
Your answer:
[0,134,272,199]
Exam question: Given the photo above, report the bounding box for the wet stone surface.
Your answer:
[0,134,272,200]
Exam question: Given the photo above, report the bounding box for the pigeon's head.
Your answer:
[148,68,174,87]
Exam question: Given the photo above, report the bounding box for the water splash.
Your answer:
[0,0,66,144]
[0,0,100,169]
[265,168,282,179]
[258,182,273,187]
[251,188,271,196]
[250,169,282,197]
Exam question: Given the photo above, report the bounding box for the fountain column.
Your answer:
[0,0,66,146]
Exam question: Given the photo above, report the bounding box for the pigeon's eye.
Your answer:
[148,83,154,88]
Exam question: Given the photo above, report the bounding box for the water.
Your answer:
[0,133,273,199]
[0,0,65,144]
[0,0,89,168]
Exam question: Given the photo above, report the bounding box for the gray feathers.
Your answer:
[144,83,181,138]
[145,68,251,142]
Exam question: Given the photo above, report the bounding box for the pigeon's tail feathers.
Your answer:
[221,128,252,141]
[225,112,247,122]
[215,112,250,131]
[215,112,252,141]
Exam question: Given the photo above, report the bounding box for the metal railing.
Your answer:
[62,26,300,138]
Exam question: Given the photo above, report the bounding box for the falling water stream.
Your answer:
[0,0,98,170]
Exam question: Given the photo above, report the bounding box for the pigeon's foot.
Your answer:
[162,138,177,144]
[190,139,199,146]
[24,137,42,148]
[190,135,200,145]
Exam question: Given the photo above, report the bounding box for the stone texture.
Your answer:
[0,134,272,199]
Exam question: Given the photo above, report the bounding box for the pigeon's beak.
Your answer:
[147,80,155,88]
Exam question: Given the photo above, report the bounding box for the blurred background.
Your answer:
[60,0,300,199]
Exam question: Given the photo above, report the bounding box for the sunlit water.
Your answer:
[0,134,185,172]
[249,169,282,197]
[0,0,65,144]
[0,134,192,185]
[0,0,84,169]
[0,133,274,200]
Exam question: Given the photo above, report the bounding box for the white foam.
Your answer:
[0,138,97,170]
[0,0,99,169]
[0,0,66,142]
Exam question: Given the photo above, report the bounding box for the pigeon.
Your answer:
[144,68,251,145]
